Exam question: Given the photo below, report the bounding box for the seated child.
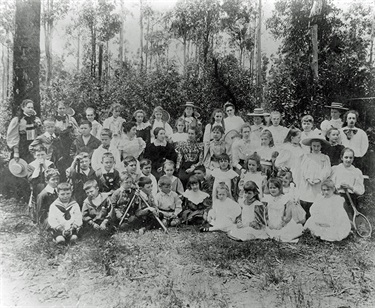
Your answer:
[330,147,364,219]
[163,160,184,195]
[91,129,122,171]
[36,168,60,230]
[228,181,268,241]
[201,183,241,233]
[304,179,351,242]
[140,158,158,198]
[96,152,121,194]
[111,172,139,230]
[263,178,304,243]
[70,119,101,157]
[211,153,239,200]
[66,152,97,208]
[29,118,57,160]
[155,176,182,227]
[82,180,112,231]
[193,165,213,195]
[180,175,211,225]
[237,153,267,202]
[321,127,345,166]
[48,182,82,244]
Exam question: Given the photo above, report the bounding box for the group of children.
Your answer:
[6,99,369,244]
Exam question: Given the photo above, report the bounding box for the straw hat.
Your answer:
[152,106,170,123]
[9,158,29,178]
[181,102,201,110]
[247,108,270,117]
[301,132,330,147]
[324,102,348,111]
[66,106,75,116]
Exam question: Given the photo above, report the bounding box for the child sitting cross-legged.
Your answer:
[140,158,158,198]
[36,168,60,230]
[155,176,182,227]
[304,179,351,242]
[228,181,268,241]
[200,182,241,233]
[193,165,213,195]
[163,160,184,196]
[48,182,82,244]
[82,180,113,232]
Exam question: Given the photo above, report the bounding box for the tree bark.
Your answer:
[13,0,41,116]
[44,0,53,87]
[139,0,144,72]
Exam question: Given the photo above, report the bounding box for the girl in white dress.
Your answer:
[171,117,189,145]
[103,103,125,148]
[304,179,351,242]
[201,183,241,232]
[257,129,278,178]
[229,181,268,241]
[263,178,304,243]
[150,106,173,142]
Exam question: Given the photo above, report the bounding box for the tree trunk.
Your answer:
[91,23,96,77]
[145,13,149,73]
[13,0,41,116]
[311,24,318,81]
[139,0,144,72]
[256,0,263,107]
[77,32,80,71]
[44,0,53,87]
[98,43,103,81]
[183,39,187,75]
[119,20,124,63]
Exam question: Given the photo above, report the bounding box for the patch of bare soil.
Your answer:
[0,197,374,308]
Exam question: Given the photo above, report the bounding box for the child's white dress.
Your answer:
[263,194,304,243]
[211,168,238,199]
[207,198,241,232]
[228,200,268,241]
[237,171,266,202]
[304,194,351,241]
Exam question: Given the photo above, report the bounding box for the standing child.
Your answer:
[300,115,321,153]
[257,129,277,178]
[304,179,351,242]
[70,120,101,158]
[54,101,79,134]
[228,181,268,241]
[96,152,121,194]
[36,169,60,230]
[320,102,347,136]
[203,109,225,147]
[203,125,226,172]
[66,152,97,208]
[85,107,102,139]
[248,108,270,149]
[82,180,112,232]
[321,127,345,166]
[91,129,122,172]
[155,176,182,227]
[330,148,365,220]
[7,99,42,162]
[267,111,288,147]
[150,106,173,142]
[48,183,82,244]
[263,178,304,242]
[201,183,241,233]
[211,153,239,200]
[171,117,189,145]
[140,158,158,198]
[180,175,211,225]
[237,153,267,202]
[163,160,184,195]
[102,103,126,148]
[29,118,57,161]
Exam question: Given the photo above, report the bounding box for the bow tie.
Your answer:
[343,128,358,140]
[56,115,66,122]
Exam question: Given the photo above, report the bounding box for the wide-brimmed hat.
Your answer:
[152,106,170,123]
[324,102,348,111]
[301,132,330,147]
[66,106,75,116]
[247,108,270,117]
[9,158,28,178]
[181,102,201,110]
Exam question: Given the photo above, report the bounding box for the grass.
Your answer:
[1,190,375,307]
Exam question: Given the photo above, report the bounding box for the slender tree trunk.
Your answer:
[256,0,263,106]
[106,40,110,80]
[145,14,149,73]
[2,45,5,101]
[13,0,41,116]
[44,0,53,87]
[139,0,144,72]
[311,24,318,81]
[183,39,187,75]
[91,23,96,77]
[98,43,103,81]
[119,21,124,63]
[77,32,80,71]
[369,4,375,65]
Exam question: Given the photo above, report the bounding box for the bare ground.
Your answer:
[0,196,374,308]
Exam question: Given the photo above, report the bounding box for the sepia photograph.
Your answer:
[0,0,374,307]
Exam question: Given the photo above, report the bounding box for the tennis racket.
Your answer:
[345,190,372,238]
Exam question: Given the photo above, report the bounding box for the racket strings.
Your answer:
[354,214,372,238]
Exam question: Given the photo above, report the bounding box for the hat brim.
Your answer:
[9,158,29,178]
[301,137,330,147]
[247,112,270,117]
[153,109,170,123]
[324,105,348,111]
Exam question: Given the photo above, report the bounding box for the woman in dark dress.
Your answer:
[176,126,204,188]
[143,127,177,180]
[133,109,151,144]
